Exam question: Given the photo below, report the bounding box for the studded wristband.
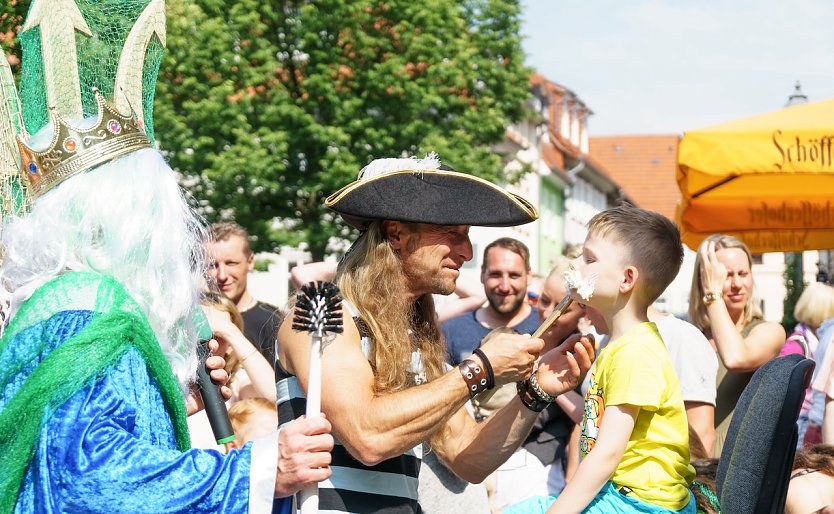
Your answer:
[458,359,490,398]
[472,348,496,390]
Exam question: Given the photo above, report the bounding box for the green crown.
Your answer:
[0,0,166,214]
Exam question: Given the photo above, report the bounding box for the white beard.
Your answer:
[0,148,207,391]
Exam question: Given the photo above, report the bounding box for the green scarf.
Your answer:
[0,272,191,514]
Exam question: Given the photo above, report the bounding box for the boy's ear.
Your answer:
[620,265,638,294]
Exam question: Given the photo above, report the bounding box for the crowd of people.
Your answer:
[1,2,834,513]
[282,208,834,514]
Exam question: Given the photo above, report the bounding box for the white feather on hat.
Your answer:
[357,152,440,180]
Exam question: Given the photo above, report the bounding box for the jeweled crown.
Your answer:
[17,91,151,198]
[0,0,166,214]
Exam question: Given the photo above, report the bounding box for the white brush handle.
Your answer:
[299,335,322,514]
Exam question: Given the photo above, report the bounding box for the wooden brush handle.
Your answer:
[531,296,573,339]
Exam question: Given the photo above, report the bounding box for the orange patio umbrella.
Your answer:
[676,98,834,253]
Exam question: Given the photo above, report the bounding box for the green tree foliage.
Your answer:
[0,1,26,69]
[782,253,804,332]
[155,0,531,259]
[0,0,532,260]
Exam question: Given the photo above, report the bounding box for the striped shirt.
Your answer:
[276,301,425,513]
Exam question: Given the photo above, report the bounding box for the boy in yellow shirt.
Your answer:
[508,205,695,513]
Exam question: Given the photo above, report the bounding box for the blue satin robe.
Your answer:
[1,310,286,513]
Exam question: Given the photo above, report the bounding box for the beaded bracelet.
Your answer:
[516,372,554,412]
[458,359,489,398]
[529,371,555,403]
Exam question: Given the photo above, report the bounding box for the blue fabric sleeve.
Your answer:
[16,349,255,513]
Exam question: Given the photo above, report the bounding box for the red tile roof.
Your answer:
[541,137,565,172]
[589,135,681,220]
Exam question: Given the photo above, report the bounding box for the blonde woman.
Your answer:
[536,259,589,489]
[201,292,277,403]
[782,282,834,446]
[689,234,786,457]
[188,292,278,449]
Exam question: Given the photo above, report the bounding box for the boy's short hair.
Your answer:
[587,204,683,304]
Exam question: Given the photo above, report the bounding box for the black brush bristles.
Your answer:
[292,281,344,335]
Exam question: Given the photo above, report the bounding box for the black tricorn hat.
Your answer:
[325,154,538,229]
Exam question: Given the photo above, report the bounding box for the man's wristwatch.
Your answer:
[702,291,720,306]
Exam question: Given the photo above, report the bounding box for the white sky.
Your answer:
[521,0,834,136]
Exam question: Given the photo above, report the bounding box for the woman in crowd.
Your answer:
[813,324,834,444]
[689,234,786,457]
[521,258,588,494]
[782,282,834,446]
[536,257,588,416]
[786,444,834,513]
[687,425,720,514]
[477,258,587,511]
[202,291,277,402]
[189,291,277,449]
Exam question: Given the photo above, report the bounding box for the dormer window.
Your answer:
[570,106,580,147]
[580,117,589,153]
[560,99,570,140]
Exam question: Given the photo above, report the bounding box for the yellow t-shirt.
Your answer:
[580,322,695,510]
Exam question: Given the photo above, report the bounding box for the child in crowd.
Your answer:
[506,204,696,513]
[786,444,834,513]
[225,398,279,452]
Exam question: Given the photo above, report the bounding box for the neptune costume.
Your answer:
[0,2,305,512]
[0,272,286,513]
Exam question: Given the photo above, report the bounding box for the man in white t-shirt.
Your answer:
[650,307,718,454]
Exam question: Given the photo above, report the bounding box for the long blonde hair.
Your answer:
[689,234,762,332]
[336,221,447,396]
[201,290,245,383]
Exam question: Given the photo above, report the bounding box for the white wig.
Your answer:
[0,148,205,389]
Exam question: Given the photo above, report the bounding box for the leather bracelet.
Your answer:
[516,377,551,412]
[529,371,555,402]
[472,348,495,389]
[458,359,489,398]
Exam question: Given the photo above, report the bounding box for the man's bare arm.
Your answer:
[685,402,715,456]
[436,276,486,323]
[278,310,543,466]
[434,394,538,483]
[433,335,595,482]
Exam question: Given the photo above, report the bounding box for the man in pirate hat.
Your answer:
[277,153,595,512]
[0,2,331,512]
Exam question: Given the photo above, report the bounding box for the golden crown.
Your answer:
[16,90,151,198]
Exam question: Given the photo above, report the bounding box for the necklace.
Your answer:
[241,297,257,312]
